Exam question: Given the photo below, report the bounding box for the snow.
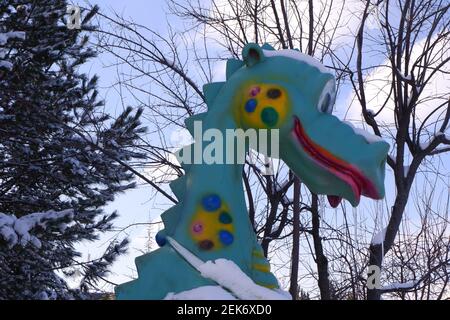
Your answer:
[0,114,14,120]
[0,31,25,71]
[442,132,449,140]
[0,31,25,45]
[396,68,413,81]
[388,155,396,164]
[198,259,290,300]
[0,60,13,70]
[263,49,333,75]
[343,121,386,144]
[36,291,49,300]
[165,286,237,300]
[166,237,291,300]
[403,74,412,81]
[0,209,74,248]
[64,157,87,175]
[382,280,418,291]
[420,140,431,150]
[404,165,409,177]
[371,227,386,245]
[7,5,17,14]
[419,132,448,150]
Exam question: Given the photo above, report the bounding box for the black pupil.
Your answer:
[267,88,281,99]
[321,93,331,112]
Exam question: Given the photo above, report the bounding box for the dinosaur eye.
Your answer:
[317,80,336,114]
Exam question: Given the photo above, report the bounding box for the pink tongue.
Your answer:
[327,195,342,208]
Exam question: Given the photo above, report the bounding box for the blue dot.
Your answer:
[245,99,258,113]
[219,230,234,246]
[202,194,221,211]
[155,231,166,247]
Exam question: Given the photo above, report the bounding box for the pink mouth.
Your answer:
[292,117,379,207]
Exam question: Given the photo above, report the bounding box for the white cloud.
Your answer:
[343,35,450,142]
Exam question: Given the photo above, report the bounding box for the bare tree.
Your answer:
[347,0,449,299]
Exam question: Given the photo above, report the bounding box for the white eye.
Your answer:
[317,80,336,114]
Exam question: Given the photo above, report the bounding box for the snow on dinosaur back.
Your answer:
[115,43,389,300]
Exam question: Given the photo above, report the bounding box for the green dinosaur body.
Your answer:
[115,44,389,299]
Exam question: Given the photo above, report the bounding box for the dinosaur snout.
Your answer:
[284,115,389,207]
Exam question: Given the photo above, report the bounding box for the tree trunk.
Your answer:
[311,194,331,299]
[367,192,409,300]
[289,176,301,298]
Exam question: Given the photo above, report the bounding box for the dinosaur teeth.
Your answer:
[327,195,342,208]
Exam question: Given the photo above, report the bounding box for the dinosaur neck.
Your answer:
[171,97,254,254]
[189,103,246,203]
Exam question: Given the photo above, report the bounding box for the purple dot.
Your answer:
[192,222,203,234]
[250,86,261,97]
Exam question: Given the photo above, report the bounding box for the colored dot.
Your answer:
[192,222,204,234]
[198,239,214,250]
[219,230,234,246]
[155,231,166,247]
[267,88,281,99]
[261,107,279,127]
[219,212,233,224]
[249,86,261,97]
[202,194,221,211]
[245,99,258,113]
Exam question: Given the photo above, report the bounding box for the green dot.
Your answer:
[219,212,233,224]
[261,107,279,127]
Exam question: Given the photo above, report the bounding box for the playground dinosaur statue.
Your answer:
[115,43,390,299]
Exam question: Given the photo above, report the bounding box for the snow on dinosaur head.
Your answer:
[227,43,389,206]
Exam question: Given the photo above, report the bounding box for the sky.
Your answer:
[69,0,449,294]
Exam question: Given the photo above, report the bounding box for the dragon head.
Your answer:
[231,43,389,207]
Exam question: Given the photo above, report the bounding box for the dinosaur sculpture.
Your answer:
[115,43,389,299]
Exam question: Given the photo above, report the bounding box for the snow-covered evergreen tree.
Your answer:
[0,0,145,299]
